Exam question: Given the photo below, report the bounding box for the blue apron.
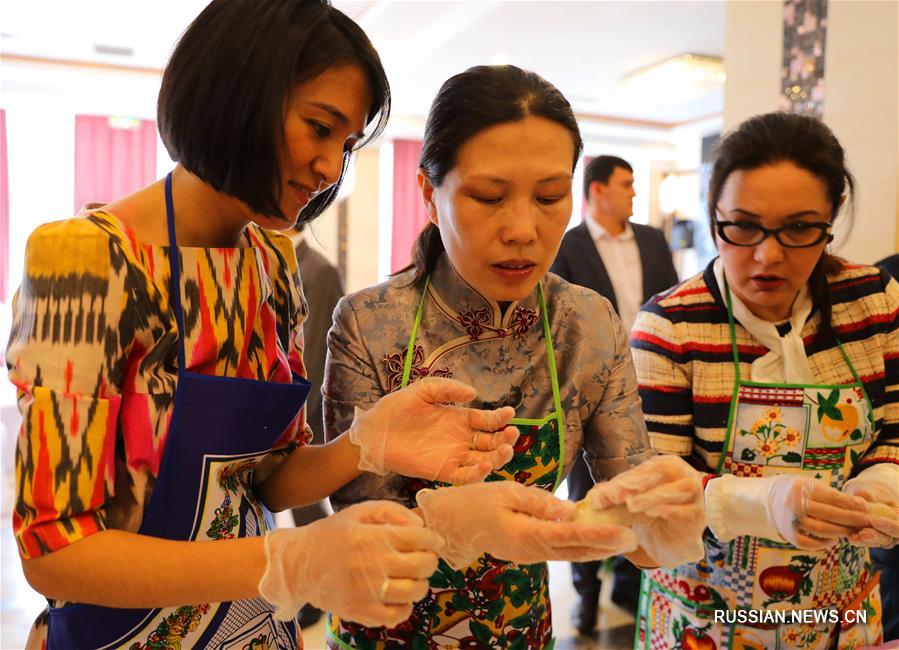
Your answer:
[46,173,311,649]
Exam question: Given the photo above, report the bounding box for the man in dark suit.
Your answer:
[550,155,679,635]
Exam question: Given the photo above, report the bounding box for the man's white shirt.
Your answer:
[584,216,642,333]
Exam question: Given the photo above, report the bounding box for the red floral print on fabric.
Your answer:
[382,345,453,392]
[509,306,539,338]
[457,307,491,340]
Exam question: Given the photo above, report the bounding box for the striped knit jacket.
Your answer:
[631,260,899,474]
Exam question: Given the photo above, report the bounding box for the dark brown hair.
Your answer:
[402,65,583,285]
[583,155,633,199]
[158,0,390,225]
[707,112,854,342]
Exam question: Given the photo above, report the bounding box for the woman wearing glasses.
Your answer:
[630,112,897,649]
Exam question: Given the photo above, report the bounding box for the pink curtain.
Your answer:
[1,109,8,302]
[74,115,157,212]
[391,139,429,273]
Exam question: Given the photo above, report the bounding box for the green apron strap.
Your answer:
[718,272,743,475]
[717,270,874,472]
[835,338,861,385]
[401,277,566,489]
[833,337,876,416]
[722,272,742,382]
[538,283,566,492]
[401,278,430,390]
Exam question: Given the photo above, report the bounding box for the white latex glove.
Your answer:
[708,473,870,550]
[258,501,443,627]
[768,475,872,550]
[842,463,899,548]
[588,455,706,569]
[415,481,638,569]
[349,377,520,485]
[706,474,785,543]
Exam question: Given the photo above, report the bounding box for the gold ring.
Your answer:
[379,577,390,602]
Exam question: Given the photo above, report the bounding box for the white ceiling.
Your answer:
[0,0,726,124]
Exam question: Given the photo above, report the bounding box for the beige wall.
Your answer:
[344,147,382,293]
[723,0,899,263]
[723,1,783,129]
[824,0,898,260]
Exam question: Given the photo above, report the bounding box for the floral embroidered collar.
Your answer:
[428,254,541,340]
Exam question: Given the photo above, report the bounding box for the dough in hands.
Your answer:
[573,498,635,527]
[868,502,897,521]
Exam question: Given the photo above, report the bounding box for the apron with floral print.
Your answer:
[45,173,311,649]
[328,280,564,650]
[634,277,883,650]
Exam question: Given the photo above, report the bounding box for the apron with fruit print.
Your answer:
[327,279,565,650]
[635,278,884,650]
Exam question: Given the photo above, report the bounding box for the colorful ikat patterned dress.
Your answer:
[7,209,312,648]
[323,255,654,649]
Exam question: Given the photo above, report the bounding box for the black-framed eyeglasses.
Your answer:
[714,219,833,248]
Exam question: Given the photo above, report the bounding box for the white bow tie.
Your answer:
[714,258,814,384]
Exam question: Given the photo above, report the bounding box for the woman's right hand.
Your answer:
[258,501,443,627]
[349,377,520,484]
[767,474,871,550]
[416,481,638,569]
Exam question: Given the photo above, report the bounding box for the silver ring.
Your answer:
[379,577,390,602]
[472,432,481,449]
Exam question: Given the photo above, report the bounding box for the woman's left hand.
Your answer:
[349,377,520,484]
[588,455,707,569]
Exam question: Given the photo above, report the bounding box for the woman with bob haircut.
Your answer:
[6,2,522,647]
[323,64,708,649]
[631,112,898,648]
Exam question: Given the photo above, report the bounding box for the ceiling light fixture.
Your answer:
[622,53,725,103]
